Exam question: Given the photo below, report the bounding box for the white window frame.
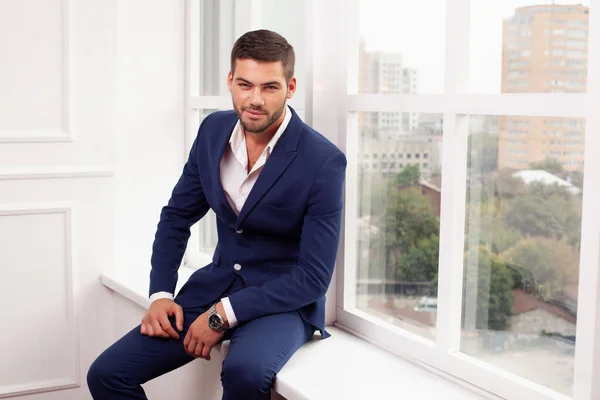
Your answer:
[328,1,600,400]
[184,0,600,399]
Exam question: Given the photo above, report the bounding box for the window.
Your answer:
[339,2,594,400]
[567,40,586,49]
[187,1,600,399]
[567,29,586,38]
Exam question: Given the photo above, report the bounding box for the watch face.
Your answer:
[208,314,222,330]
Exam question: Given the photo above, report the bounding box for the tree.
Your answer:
[490,223,522,254]
[566,170,584,189]
[530,157,565,176]
[494,169,527,201]
[527,181,573,202]
[382,187,439,255]
[504,196,568,239]
[501,237,559,299]
[381,187,439,302]
[463,246,514,331]
[396,235,439,282]
[394,164,421,187]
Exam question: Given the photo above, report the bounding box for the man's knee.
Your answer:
[87,354,111,394]
[221,356,274,397]
[87,352,126,395]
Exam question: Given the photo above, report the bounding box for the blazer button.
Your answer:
[234,263,242,271]
[236,228,244,234]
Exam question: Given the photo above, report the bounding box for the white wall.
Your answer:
[0,1,118,399]
[113,0,186,278]
[0,0,191,398]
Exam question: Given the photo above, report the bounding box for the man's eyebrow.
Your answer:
[235,78,281,87]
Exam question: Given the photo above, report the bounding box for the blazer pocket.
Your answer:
[257,204,304,234]
[262,203,305,212]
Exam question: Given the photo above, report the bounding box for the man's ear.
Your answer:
[286,77,297,99]
[227,71,233,92]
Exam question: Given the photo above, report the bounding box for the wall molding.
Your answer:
[0,206,80,397]
[0,166,115,180]
[0,0,72,143]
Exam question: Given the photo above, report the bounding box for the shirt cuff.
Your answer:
[149,291,174,303]
[221,297,238,328]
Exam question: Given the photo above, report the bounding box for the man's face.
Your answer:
[228,58,296,134]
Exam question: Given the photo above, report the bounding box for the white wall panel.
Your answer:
[0,207,78,397]
[0,0,69,142]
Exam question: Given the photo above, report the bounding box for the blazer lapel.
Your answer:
[235,107,303,228]
[213,117,238,218]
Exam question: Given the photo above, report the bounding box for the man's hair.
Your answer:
[231,29,295,82]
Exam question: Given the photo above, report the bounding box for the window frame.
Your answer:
[329,0,600,399]
[185,0,600,399]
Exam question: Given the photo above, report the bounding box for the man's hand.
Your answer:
[183,302,228,360]
[141,298,184,339]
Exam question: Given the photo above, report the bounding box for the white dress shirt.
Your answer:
[149,105,293,328]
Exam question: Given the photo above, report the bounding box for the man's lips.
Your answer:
[244,109,266,117]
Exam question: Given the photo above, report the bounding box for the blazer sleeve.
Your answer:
[149,129,211,296]
[227,150,347,324]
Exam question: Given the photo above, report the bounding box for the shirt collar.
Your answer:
[229,105,292,159]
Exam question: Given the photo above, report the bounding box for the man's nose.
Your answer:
[249,88,265,107]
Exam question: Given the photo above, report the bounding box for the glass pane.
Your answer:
[470,1,589,93]
[357,0,445,94]
[355,112,444,340]
[461,114,584,396]
[192,0,237,96]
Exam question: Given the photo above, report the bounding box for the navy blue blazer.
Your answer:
[149,107,347,337]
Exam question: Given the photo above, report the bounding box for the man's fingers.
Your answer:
[140,323,147,335]
[187,338,197,355]
[201,344,212,360]
[151,320,169,338]
[194,342,205,359]
[174,306,184,332]
[158,315,179,339]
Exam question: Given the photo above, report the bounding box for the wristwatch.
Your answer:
[208,304,226,333]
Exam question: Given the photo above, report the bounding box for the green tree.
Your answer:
[527,181,573,202]
[396,235,439,282]
[505,196,567,239]
[394,164,421,187]
[463,246,514,331]
[494,169,528,201]
[382,187,439,255]
[501,237,559,299]
[566,170,584,189]
[491,223,522,254]
[530,157,565,176]
[381,187,439,300]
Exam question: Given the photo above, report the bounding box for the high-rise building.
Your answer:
[499,5,588,171]
[359,41,419,134]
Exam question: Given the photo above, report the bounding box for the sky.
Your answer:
[359,0,590,93]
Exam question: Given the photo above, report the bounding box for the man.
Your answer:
[87,29,347,400]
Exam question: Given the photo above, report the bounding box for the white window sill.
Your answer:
[100,269,489,400]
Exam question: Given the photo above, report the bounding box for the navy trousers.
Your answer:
[87,276,314,400]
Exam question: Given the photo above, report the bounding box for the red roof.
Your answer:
[512,289,576,324]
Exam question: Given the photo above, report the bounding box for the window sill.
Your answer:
[100,270,488,400]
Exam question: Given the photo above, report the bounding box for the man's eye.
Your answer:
[239,83,250,88]
[266,86,277,90]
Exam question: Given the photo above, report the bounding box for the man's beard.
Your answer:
[235,102,286,134]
